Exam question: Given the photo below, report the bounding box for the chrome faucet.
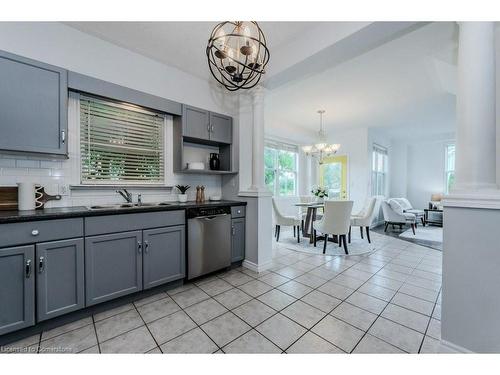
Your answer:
[137,194,142,206]
[116,189,132,203]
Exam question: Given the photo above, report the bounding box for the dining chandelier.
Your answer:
[206,21,270,91]
[302,110,340,164]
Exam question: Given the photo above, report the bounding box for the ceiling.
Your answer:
[264,22,459,143]
[65,21,317,81]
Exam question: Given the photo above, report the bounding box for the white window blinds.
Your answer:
[80,95,165,184]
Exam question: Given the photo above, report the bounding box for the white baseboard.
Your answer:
[440,339,474,353]
[242,259,273,273]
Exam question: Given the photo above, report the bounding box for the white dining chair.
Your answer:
[349,196,383,244]
[272,197,302,243]
[313,200,354,254]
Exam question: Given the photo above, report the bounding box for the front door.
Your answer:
[319,155,348,200]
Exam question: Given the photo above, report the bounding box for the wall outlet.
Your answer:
[58,184,70,196]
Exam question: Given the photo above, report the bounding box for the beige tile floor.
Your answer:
[2,230,456,354]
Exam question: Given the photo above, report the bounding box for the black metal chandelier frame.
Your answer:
[206,21,270,91]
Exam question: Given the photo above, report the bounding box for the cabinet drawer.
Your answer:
[0,218,83,248]
[231,206,246,218]
[85,210,185,236]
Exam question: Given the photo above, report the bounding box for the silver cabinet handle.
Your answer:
[25,259,32,278]
[137,242,142,254]
[39,256,45,273]
[207,123,211,133]
[232,225,235,235]
[144,241,149,253]
[61,130,66,144]
[211,125,214,132]
[31,229,39,236]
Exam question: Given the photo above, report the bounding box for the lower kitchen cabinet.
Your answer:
[0,245,35,335]
[143,225,185,289]
[85,231,143,306]
[36,238,84,322]
[231,218,245,262]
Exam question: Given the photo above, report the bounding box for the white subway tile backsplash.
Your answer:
[1,167,29,176]
[40,161,63,169]
[0,159,16,168]
[16,159,40,168]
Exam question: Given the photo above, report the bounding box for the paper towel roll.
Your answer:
[17,182,36,210]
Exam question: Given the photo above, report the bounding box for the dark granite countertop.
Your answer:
[0,200,247,224]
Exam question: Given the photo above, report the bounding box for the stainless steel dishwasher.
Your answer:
[187,206,232,279]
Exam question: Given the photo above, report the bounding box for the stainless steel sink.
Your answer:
[87,202,173,210]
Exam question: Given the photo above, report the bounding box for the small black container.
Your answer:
[209,153,220,170]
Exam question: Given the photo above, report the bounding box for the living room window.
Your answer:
[445,143,456,194]
[79,95,165,185]
[264,140,298,196]
[371,144,388,196]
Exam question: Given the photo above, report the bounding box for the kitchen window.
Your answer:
[80,95,165,184]
[445,143,455,194]
[371,144,388,196]
[264,140,298,196]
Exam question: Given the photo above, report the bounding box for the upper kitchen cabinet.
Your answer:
[183,105,210,141]
[0,50,68,156]
[209,112,232,144]
[181,104,232,145]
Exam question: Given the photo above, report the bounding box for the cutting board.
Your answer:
[0,186,18,210]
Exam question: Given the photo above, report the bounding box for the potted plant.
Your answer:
[175,185,190,203]
[311,186,328,203]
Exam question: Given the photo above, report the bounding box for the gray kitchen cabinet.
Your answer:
[183,105,210,141]
[85,231,143,306]
[0,245,35,335]
[0,50,68,156]
[36,239,84,322]
[143,225,185,289]
[209,112,232,144]
[231,218,245,263]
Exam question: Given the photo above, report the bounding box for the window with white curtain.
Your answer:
[264,140,298,196]
[371,144,388,196]
[80,95,165,184]
[445,143,456,194]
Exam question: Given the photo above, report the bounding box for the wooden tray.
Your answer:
[0,186,18,210]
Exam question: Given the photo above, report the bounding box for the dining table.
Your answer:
[294,202,338,244]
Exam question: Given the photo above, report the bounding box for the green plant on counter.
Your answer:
[175,185,191,194]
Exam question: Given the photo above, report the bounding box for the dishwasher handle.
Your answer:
[196,213,229,220]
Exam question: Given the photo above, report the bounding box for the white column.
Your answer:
[454,22,497,192]
[249,86,267,192]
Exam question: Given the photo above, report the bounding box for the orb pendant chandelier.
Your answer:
[206,21,270,91]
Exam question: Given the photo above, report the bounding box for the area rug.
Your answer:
[273,228,376,257]
[399,226,443,244]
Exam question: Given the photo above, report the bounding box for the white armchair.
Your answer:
[349,196,383,244]
[272,197,302,243]
[313,201,353,254]
[381,200,416,235]
[389,198,425,226]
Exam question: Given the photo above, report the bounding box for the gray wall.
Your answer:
[442,206,500,352]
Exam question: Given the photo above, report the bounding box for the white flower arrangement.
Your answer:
[311,186,329,198]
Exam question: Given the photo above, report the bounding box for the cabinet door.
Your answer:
[0,245,35,335]
[231,218,245,263]
[209,112,232,144]
[0,50,68,155]
[143,225,185,289]
[85,231,143,306]
[183,105,210,140]
[36,239,84,322]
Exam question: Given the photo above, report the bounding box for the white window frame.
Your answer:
[445,143,456,194]
[264,140,299,196]
[78,94,166,186]
[371,144,388,196]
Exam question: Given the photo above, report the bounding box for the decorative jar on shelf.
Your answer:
[209,153,220,170]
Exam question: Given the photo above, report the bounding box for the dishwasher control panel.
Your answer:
[186,206,231,219]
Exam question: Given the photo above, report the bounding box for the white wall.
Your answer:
[0,22,238,207]
[390,133,455,209]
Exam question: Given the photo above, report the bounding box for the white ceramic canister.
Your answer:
[17,182,36,210]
